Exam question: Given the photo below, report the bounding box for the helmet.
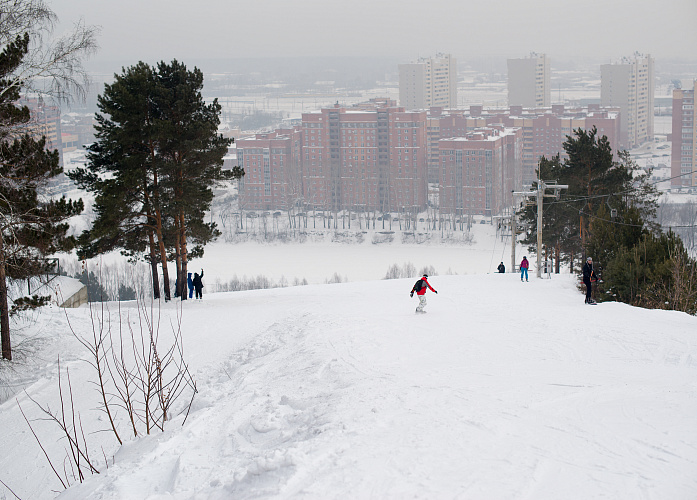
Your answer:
[587,257,592,262]
[422,274,428,278]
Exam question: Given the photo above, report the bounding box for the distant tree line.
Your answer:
[519,127,697,314]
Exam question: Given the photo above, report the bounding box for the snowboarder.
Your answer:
[410,274,437,314]
[187,272,194,299]
[582,257,596,304]
[520,256,529,282]
[192,269,204,300]
[497,262,505,273]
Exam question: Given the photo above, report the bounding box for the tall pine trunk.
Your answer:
[0,231,11,360]
[150,169,171,301]
[154,207,171,301]
[172,215,183,300]
[147,227,160,300]
[178,211,188,300]
[143,170,161,300]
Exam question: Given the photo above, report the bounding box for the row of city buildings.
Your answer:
[236,99,621,217]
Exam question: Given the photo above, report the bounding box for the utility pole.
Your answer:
[513,180,567,278]
[511,206,517,274]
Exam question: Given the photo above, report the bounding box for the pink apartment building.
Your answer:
[671,81,696,189]
[300,100,428,213]
[236,127,302,211]
[439,126,523,217]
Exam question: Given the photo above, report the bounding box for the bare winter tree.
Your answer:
[0,0,98,104]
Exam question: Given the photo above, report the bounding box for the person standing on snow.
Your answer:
[582,257,596,304]
[187,272,194,299]
[520,256,529,282]
[497,262,505,273]
[192,269,204,300]
[410,274,437,314]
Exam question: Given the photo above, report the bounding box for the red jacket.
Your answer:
[520,258,529,269]
[416,277,436,296]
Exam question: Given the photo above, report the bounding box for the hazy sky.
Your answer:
[50,0,696,67]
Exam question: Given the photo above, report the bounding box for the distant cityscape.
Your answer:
[25,53,697,220]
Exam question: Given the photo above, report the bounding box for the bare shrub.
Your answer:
[383,262,416,280]
[19,358,102,489]
[325,272,347,284]
[64,296,197,443]
[418,265,437,277]
[372,232,394,244]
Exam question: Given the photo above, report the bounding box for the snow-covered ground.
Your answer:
[1,117,695,498]
[1,234,696,499]
[191,223,516,288]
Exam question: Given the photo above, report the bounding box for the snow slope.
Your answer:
[1,270,696,499]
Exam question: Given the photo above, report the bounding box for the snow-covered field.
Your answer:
[192,223,514,288]
[1,228,696,499]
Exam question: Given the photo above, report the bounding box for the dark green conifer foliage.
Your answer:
[69,62,166,299]
[0,34,83,360]
[519,127,696,313]
[155,60,243,299]
[70,60,243,301]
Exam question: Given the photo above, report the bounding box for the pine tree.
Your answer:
[70,60,243,301]
[155,60,243,299]
[0,32,85,360]
[69,62,167,299]
[519,127,657,273]
[518,127,697,313]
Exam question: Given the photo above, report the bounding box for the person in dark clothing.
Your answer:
[187,272,194,299]
[582,257,596,304]
[192,269,204,300]
[497,262,505,273]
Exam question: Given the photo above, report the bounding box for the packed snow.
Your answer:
[1,228,696,500]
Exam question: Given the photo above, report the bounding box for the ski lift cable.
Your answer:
[500,232,509,262]
[488,226,498,272]
[578,208,697,229]
[542,169,697,207]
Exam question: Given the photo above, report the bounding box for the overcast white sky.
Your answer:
[49,0,696,66]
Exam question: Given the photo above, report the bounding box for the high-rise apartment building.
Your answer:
[399,53,457,110]
[301,100,428,213]
[236,128,303,210]
[601,53,654,149]
[439,126,523,217]
[507,53,550,108]
[671,80,696,189]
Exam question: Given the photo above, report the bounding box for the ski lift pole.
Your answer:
[515,180,567,279]
[537,181,543,278]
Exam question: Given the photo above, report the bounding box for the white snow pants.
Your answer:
[416,294,427,312]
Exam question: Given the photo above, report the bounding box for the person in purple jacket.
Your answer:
[520,256,529,282]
